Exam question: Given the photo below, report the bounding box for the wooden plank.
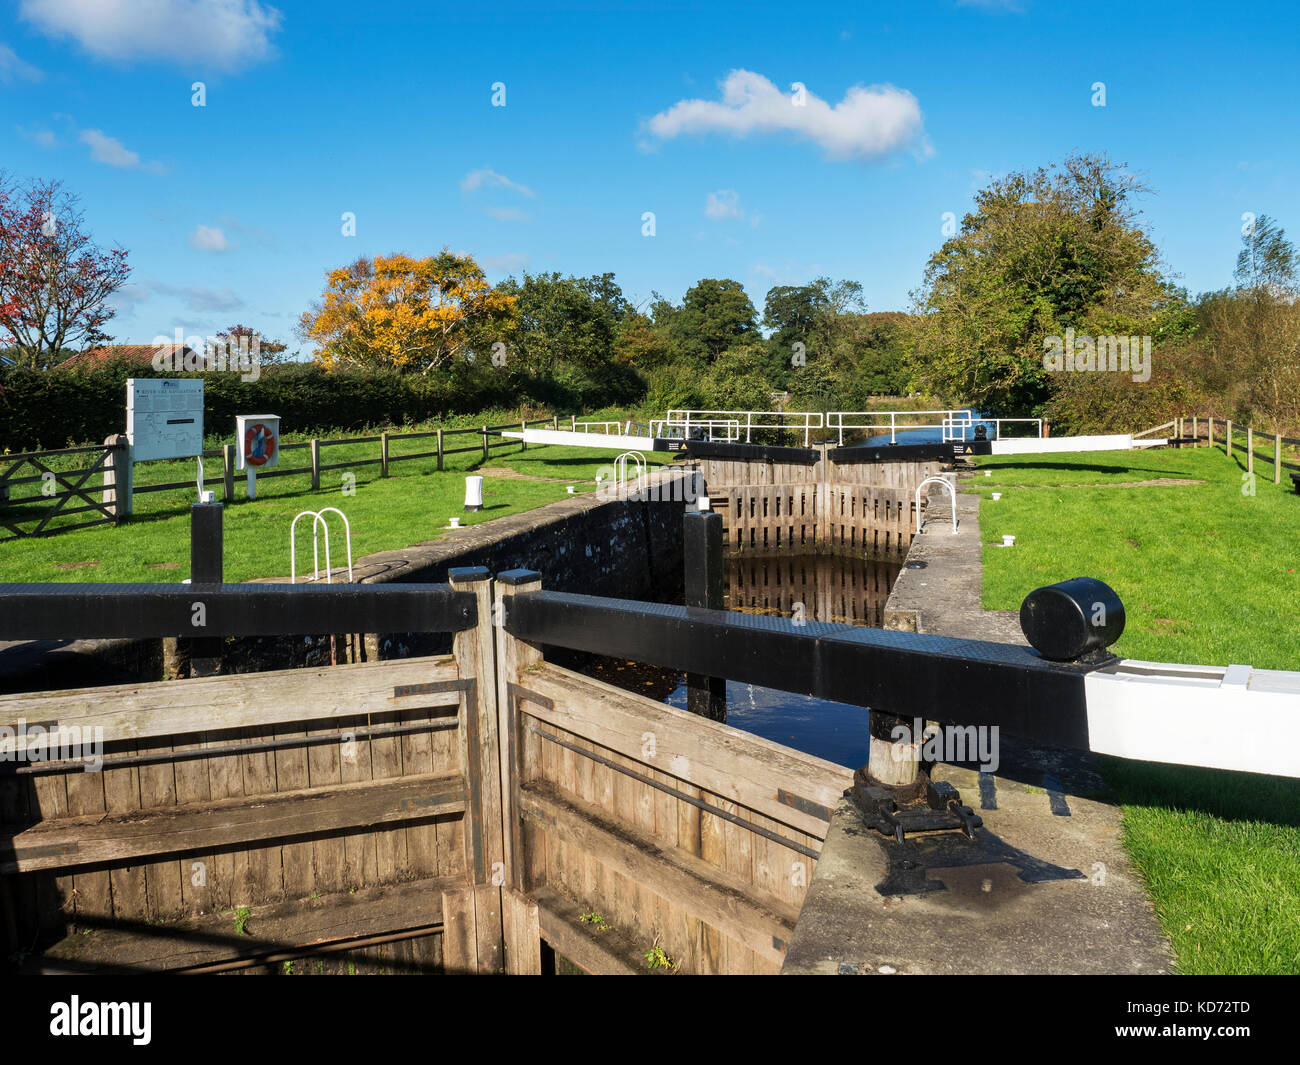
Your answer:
[533,888,639,975]
[520,783,797,967]
[240,725,283,905]
[102,738,149,919]
[33,877,452,974]
[451,571,504,887]
[63,756,112,919]
[522,663,850,838]
[0,656,461,751]
[306,709,345,896]
[135,736,183,919]
[473,882,504,973]
[503,889,542,974]
[440,886,477,973]
[494,575,545,892]
[6,774,466,874]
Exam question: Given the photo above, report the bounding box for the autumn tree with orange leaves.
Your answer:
[297,251,515,374]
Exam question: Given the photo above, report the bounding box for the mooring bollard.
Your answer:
[1019,576,1125,663]
[683,509,726,722]
[856,576,1125,843]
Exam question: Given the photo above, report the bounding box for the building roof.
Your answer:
[57,344,199,370]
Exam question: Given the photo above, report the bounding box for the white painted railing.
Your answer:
[661,410,824,446]
[826,410,1044,445]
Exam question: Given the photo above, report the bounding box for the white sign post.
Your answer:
[235,414,280,500]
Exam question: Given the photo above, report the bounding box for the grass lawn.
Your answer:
[974,441,1300,974]
[0,437,675,584]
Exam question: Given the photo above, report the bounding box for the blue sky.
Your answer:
[3,0,1298,349]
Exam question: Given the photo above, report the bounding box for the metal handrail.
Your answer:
[915,476,958,536]
[291,507,353,584]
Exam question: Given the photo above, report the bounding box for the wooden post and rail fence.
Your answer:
[1136,414,1300,486]
[0,417,559,541]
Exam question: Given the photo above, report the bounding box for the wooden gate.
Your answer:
[0,440,124,541]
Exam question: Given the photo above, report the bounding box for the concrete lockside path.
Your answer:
[783,483,1173,975]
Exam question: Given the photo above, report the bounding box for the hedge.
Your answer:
[0,360,598,451]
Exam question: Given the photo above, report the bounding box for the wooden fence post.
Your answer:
[520,420,527,452]
[552,414,559,431]
[102,434,133,520]
[1275,434,1283,485]
[222,444,235,504]
[570,414,577,432]
[449,566,506,973]
[493,570,544,895]
[1192,416,1198,446]
[1207,417,1214,449]
[380,431,389,478]
[481,425,489,462]
[310,438,321,490]
[436,428,444,471]
[1226,420,1233,458]
[1248,428,1254,476]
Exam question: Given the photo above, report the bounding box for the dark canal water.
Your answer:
[663,553,902,769]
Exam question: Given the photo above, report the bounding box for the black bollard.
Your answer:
[684,509,726,722]
[1019,577,1125,662]
[189,501,224,677]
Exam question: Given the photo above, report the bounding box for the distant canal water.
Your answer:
[663,553,902,769]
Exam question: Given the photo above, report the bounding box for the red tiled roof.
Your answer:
[58,344,198,370]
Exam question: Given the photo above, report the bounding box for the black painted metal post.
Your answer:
[684,509,726,722]
[189,501,224,678]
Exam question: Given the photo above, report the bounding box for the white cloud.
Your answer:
[645,69,929,161]
[149,280,243,312]
[0,43,43,82]
[460,168,535,198]
[189,224,230,251]
[705,189,744,221]
[15,125,59,147]
[109,279,244,315]
[79,128,165,173]
[480,252,528,273]
[20,0,282,71]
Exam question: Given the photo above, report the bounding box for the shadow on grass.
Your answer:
[1100,755,1300,828]
[985,459,1199,478]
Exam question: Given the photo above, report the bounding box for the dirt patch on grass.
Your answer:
[1008,478,1205,489]
[53,561,100,570]
[478,466,574,483]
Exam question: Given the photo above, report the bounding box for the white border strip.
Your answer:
[1085,659,1300,777]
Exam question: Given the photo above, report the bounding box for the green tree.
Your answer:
[909,153,1170,415]
[1200,215,1300,433]
[668,279,757,363]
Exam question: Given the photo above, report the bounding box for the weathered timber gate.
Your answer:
[3,507,1299,973]
[690,441,950,558]
[0,440,127,541]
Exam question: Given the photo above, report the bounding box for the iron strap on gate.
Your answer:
[503,589,1110,750]
[0,582,478,639]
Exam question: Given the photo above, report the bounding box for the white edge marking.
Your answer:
[1085,659,1300,777]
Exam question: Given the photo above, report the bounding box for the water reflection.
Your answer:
[724,554,900,628]
[667,552,901,768]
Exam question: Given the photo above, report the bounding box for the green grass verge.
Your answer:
[975,442,1300,974]
[0,439,672,584]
